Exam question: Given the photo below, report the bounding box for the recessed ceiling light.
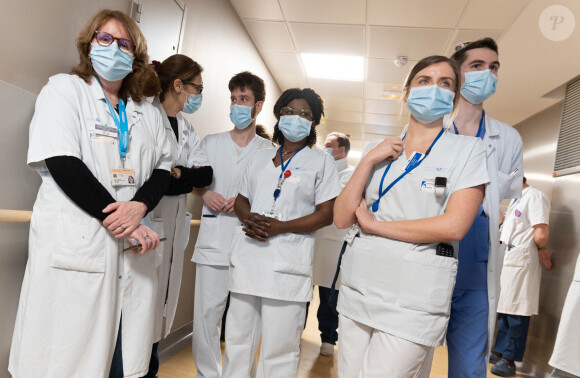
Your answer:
[301,53,363,82]
[382,90,402,100]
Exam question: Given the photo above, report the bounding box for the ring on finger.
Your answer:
[144,234,151,240]
[119,225,126,230]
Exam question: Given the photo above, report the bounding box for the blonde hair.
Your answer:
[71,9,159,101]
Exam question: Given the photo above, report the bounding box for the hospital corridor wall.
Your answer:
[0,0,280,377]
[512,101,580,376]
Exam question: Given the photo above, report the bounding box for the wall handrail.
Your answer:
[0,209,201,227]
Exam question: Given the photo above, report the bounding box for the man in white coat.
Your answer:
[312,132,354,356]
[432,38,524,377]
[192,71,273,378]
[490,177,551,376]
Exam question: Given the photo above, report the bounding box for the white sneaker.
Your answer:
[320,342,335,356]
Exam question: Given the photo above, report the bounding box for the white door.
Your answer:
[132,0,185,62]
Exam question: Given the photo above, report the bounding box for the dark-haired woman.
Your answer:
[10,10,172,378]
[145,54,213,376]
[222,88,340,377]
[333,56,490,377]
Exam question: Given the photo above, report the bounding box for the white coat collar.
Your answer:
[483,111,500,138]
[89,76,142,118]
[335,157,349,172]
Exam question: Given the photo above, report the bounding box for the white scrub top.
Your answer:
[228,146,341,302]
[338,130,489,347]
[550,253,580,377]
[497,186,550,316]
[151,97,209,341]
[312,158,354,288]
[10,74,172,378]
[192,131,273,266]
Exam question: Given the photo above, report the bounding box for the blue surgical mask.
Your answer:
[278,115,312,142]
[406,85,455,124]
[323,147,334,156]
[90,43,134,82]
[461,69,497,104]
[229,104,254,130]
[182,92,202,114]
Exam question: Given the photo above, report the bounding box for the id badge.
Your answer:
[111,169,136,186]
[260,210,282,220]
[344,224,360,243]
[95,121,117,138]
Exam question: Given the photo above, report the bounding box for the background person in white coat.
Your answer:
[489,177,551,376]
[549,254,580,378]
[146,54,213,377]
[191,71,273,378]
[312,131,354,356]
[334,55,489,377]
[223,88,340,377]
[436,38,524,378]
[9,10,171,378]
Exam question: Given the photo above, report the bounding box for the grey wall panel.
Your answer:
[514,101,580,375]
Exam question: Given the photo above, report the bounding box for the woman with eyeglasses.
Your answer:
[144,54,213,377]
[222,88,340,377]
[9,10,173,378]
[333,55,490,377]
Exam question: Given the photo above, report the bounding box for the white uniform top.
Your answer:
[228,146,341,302]
[312,158,354,288]
[550,253,580,376]
[497,186,550,316]
[151,97,209,341]
[338,130,489,347]
[192,131,273,266]
[10,74,172,378]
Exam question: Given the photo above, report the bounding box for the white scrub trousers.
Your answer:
[338,315,432,378]
[193,264,230,378]
[222,293,306,378]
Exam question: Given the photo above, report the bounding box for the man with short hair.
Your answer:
[192,71,273,378]
[312,131,354,356]
[490,177,551,376]
[416,38,524,378]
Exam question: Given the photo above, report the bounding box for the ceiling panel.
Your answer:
[279,0,366,24]
[365,81,404,100]
[367,58,418,84]
[291,23,364,55]
[275,75,309,91]
[231,0,284,20]
[325,109,363,123]
[324,96,364,112]
[245,20,294,52]
[365,99,409,115]
[309,79,364,98]
[261,51,303,77]
[363,123,404,136]
[369,27,453,59]
[368,0,468,28]
[458,0,529,30]
[365,113,408,127]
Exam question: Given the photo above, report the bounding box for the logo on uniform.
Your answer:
[514,209,522,217]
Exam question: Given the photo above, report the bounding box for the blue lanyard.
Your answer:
[278,145,306,177]
[372,128,445,212]
[94,76,129,159]
[272,145,307,201]
[453,111,485,139]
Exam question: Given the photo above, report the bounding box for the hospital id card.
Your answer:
[111,169,136,186]
[95,121,117,138]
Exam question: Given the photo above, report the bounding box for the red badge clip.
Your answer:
[284,170,291,178]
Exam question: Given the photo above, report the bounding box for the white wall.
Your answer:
[0,0,280,374]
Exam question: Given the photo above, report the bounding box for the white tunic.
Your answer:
[228,146,341,302]
[312,158,354,288]
[192,131,273,266]
[9,74,172,378]
[338,130,489,347]
[497,186,550,315]
[151,97,209,341]
[549,254,580,376]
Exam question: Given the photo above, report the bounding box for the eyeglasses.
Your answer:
[454,41,472,52]
[183,80,203,94]
[94,31,135,55]
[280,107,313,119]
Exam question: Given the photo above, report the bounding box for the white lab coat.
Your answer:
[338,130,489,347]
[549,254,580,376]
[228,146,341,302]
[312,158,354,288]
[151,97,209,341]
[497,186,550,316]
[192,131,273,266]
[477,114,524,351]
[9,74,172,378]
